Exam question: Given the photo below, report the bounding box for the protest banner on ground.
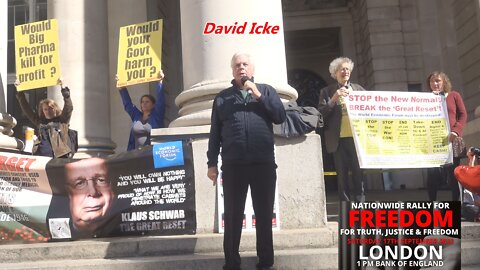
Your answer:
[14,19,61,91]
[0,153,52,243]
[345,91,451,168]
[0,141,195,243]
[116,19,163,87]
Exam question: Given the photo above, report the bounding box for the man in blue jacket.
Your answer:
[207,52,286,270]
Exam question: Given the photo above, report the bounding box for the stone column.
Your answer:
[48,0,116,157]
[107,0,149,152]
[0,0,22,151]
[171,0,297,127]
[152,0,327,233]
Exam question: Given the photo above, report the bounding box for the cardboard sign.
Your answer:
[117,20,163,87]
[15,19,61,91]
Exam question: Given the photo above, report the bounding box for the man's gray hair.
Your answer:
[328,57,354,79]
[231,52,255,68]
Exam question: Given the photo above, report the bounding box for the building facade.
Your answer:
[1,0,480,186]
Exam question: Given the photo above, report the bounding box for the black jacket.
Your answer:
[207,81,286,167]
[318,83,365,153]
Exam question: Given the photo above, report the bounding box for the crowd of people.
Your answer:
[11,52,479,269]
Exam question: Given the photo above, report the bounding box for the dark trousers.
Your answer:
[222,163,277,270]
[333,137,365,201]
[427,157,462,201]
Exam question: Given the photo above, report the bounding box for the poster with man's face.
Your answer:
[0,141,196,243]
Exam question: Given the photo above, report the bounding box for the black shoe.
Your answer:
[256,263,274,270]
[223,265,241,270]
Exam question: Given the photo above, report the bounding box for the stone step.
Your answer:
[461,221,480,240]
[1,221,478,269]
[0,226,337,264]
[0,248,339,270]
[461,221,480,266]
[462,239,480,265]
[461,264,480,270]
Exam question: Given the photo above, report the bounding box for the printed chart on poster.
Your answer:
[345,91,452,168]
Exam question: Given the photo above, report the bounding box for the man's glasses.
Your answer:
[67,175,110,190]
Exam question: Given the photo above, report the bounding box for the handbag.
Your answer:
[452,136,467,158]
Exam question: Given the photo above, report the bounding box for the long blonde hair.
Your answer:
[38,98,61,120]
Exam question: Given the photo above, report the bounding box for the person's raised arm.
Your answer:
[14,79,40,127]
[152,70,166,128]
[116,75,141,121]
[59,78,73,123]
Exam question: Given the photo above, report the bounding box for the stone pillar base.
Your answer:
[152,128,327,233]
[0,112,23,151]
[74,137,116,158]
[0,134,23,151]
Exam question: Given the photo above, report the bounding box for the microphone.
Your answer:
[241,76,250,85]
[241,76,252,94]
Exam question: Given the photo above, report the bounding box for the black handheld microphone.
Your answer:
[240,76,249,85]
[241,76,253,94]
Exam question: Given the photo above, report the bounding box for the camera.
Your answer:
[470,147,480,158]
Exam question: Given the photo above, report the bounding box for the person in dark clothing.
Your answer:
[207,52,286,270]
[15,78,74,158]
[318,57,366,202]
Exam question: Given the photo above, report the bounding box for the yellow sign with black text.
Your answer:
[14,19,61,91]
[116,20,163,87]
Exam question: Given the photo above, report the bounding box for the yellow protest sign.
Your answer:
[15,19,61,91]
[117,20,163,87]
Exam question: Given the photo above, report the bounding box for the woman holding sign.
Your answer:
[116,70,165,151]
[14,78,76,158]
[426,71,467,201]
[318,57,366,202]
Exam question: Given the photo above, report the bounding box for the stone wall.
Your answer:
[453,0,480,149]
[453,0,480,121]
[350,0,408,91]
